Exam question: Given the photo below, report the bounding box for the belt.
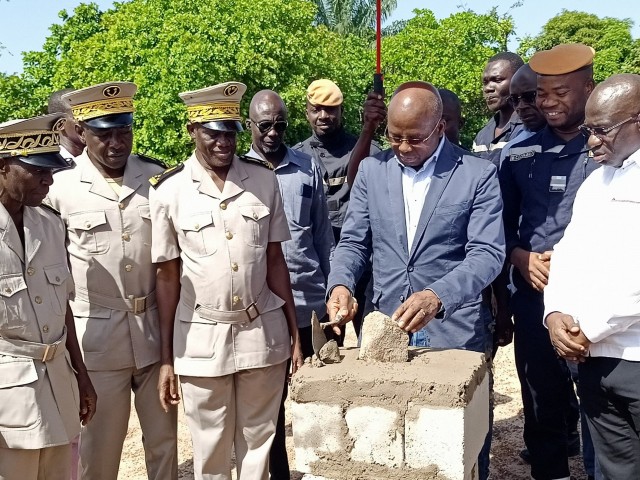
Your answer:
[325,176,347,187]
[0,327,67,362]
[183,287,273,325]
[75,286,156,314]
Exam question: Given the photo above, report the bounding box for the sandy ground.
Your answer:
[117,324,589,479]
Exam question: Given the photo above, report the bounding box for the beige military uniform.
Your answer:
[150,153,291,480]
[0,202,79,479]
[46,152,177,480]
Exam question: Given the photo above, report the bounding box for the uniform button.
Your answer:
[42,325,49,333]
[27,267,35,276]
[118,202,125,210]
[194,224,200,230]
[85,222,92,228]
[4,287,11,294]
[122,232,131,241]
[125,264,133,272]
[35,296,43,304]
[407,266,414,272]
[253,212,258,220]
[231,263,238,271]
[220,202,227,210]
[55,276,60,282]
[320,152,326,157]
[232,295,240,304]
[400,295,405,302]
[226,231,233,240]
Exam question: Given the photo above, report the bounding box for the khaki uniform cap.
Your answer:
[307,79,343,106]
[529,43,595,75]
[179,81,246,131]
[62,82,137,125]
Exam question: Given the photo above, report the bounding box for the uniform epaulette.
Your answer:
[149,163,184,188]
[292,142,303,150]
[39,203,61,216]
[136,153,167,169]
[239,155,274,171]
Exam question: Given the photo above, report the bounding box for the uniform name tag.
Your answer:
[549,176,567,192]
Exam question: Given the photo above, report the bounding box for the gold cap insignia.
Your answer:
[103,85,121,98]
[179,82,247,124]
[52,117,66,132]
[0,114,63,158]
[63,82,137,122]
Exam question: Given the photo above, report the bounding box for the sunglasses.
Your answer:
[579,115,640,139]
[247,120,288,134]
[508,91,537,107]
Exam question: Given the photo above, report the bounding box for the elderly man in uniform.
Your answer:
[294,79,379,338]
[498,44,599,480]
[246,89,333,480]
[0,114,96,480]
[48,88,85,164]
[545,73,640,480]
[46,82,178,480]
[472,52,525,165]
[151,82,302,480]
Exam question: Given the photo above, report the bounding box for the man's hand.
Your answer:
[326,286,358,335]
[290,339,304,378]
[362,92,387,132]
[158,363,180,412]
[392,290,442,333]
[494,307,514,348]
[511,248,552,291]
[547,312,590,362]
[77,371,97,426]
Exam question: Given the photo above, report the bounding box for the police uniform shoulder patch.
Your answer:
[149,163,184,188]
[39,203,61,216]
[239,155,274,170]
[136,153,167,168]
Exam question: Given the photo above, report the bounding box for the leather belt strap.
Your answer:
[0,327,67,362]
[75,286,156,314]
[183,287,271,325]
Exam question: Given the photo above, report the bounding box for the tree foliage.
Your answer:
[2,0,373,163]
[383,8,515,147]
[313,0,397,37]
[518,10,640,81]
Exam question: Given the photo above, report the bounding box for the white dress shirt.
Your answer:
[396,136,445,251]
[544,148,640,360]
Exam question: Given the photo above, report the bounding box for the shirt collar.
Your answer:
[621,147,640,169]
[394,135,446,174]
[247,145,302,169]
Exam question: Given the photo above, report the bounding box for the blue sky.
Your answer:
[1,0,638,74]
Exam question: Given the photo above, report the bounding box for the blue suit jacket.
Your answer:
[328,139,505,352]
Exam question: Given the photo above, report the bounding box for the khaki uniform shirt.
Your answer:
[0,203,79,449]
[149,154,291,377]
[46,152,164,371]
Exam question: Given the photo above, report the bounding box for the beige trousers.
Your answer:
[79,362,178,480]
[181,362,287,480]
[0,444,71,480]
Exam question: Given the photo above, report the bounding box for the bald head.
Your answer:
[248,90,288,161]
[249,90,287,119]
[387,81,445,168]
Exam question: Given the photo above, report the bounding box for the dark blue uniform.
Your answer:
[499,126,599,480]
[473,112,523,167]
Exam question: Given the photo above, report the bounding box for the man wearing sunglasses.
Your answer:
[294,79,380,340]
[245,90,333,480]
[46,82,178,480]
[327,81,505,479]
[498,44,600,480]
[545,73,640,480]
[472,52,525,166]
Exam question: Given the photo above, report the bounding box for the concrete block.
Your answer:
[290,402,345,472]
[345,406,403,467]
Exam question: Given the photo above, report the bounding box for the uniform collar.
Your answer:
[247,145,303,170]
[188,153,247,201]
[78,151,141,202]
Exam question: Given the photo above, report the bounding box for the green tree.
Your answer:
[383,8,515,147]
[2,0,374,164]
[313,0,397,36]
[518,10,640,81]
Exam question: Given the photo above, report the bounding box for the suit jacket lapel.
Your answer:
[409,141,459,259]
[387,158,409,258]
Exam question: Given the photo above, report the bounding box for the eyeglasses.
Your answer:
[385,122,440,146]
[247,120,288,134]
[579,115,639,139]
[508,91,537,107]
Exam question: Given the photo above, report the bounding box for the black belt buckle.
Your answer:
[245,303,260,322]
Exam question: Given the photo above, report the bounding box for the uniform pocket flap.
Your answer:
[179,212,214,232]
[0,356,38,389]
[138,204,151,219]
[239,204,270,222]
[68,211,108,231]
[0,273,27,297]
[44,264,70,286]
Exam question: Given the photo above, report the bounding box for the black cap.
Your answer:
[201,120,243,132]
[16,152,70,170]
[84,112,134,129]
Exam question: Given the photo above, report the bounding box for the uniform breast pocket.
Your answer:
[0,273,28,332]
[0,356,40,429]
[68,210,110,254]
[289,184,312,226]
[138,204,152,246]
[239,204,271,247]
[44,264,71,316]
[178,212,218,257]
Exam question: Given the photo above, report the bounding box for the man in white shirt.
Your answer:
[545,73,640,479]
